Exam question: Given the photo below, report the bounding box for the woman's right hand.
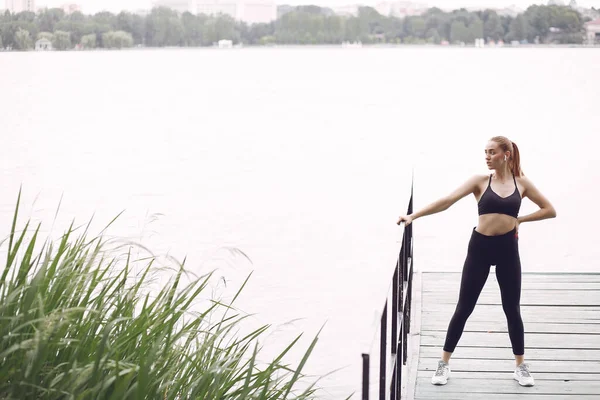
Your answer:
[397,214,413,226]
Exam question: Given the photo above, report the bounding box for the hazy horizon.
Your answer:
[18,0,600,15]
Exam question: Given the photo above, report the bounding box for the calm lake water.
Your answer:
[1,47,599,398]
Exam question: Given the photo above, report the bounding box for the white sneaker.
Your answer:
[514,363,535,387]
[431,360,450,385]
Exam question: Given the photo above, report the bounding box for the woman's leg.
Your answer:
[432,235,490,385]
[442,249,491,357]
[495,248,525,363]
[496,246,535,387]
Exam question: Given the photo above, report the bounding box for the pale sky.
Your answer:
[27,0,600,14]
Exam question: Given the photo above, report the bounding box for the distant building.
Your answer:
[332,5,359,17]
[585,18,600,44]
[579,7,600,21]
[154,0,276,23]
[5,0,35,13]
[154,0,191,14]
[240,2,276,24]
[217,39,232,48]
[61,3,81,14]
[195,1,237,19]
[35,38,52,51]
[374,1,428,18]
[493,6,523,18]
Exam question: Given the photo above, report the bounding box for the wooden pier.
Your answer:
[408,271,600,400]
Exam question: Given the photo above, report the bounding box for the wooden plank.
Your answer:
[422,306,600,322]
[424,281,600,289]
[423,272,600,283]
[422,295,600,306]
[418,357,600,373]
[417,370,600,381]
[424,292,600,308]
[421,313,600,325]
[419,346,600,361]
[422,304,600,312]
[415,377,600,394]
[423,279,600,287]
[423,282,600,291]
[422,292,600,305]
[423,273,600,280]
[422,288,600,295]
[415,393,600,400]
[422,304,600,323]
[420,321,600,334]
[420,331,600,349]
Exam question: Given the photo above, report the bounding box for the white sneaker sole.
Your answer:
[514,373,534,387]
[431,376,449,385]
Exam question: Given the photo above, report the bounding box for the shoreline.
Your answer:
[2,43,599,53]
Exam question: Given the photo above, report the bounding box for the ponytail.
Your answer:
[510,141,523,177]
[490,136,524,177]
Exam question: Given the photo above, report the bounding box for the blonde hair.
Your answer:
[490,136,523,177]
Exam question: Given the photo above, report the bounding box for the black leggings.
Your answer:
[443,227,524,355]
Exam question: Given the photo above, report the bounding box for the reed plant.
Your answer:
[0,190,328,399]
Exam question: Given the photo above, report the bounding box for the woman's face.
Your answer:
[485,141,509,171]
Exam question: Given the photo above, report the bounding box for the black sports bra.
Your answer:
[478,174,521,218]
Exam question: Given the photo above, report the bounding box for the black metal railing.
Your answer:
[361,184,414,400]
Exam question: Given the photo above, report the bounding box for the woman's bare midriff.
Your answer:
[475,214,518,236]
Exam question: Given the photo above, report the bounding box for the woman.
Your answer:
[396,136,556,387]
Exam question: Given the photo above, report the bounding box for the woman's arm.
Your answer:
[397,175,483,225]
[518,176,557,224]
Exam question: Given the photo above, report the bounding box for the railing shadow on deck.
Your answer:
[361,182,414,400]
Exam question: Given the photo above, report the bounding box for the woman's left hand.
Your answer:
[515,219,520,235]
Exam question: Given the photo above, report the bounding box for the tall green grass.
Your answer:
[0,190,328,399]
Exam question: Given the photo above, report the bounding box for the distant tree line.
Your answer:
[0,4,593,50]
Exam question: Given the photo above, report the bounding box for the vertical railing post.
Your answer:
[397,340,402,398]
[403,303,409,365]
[407,187,414,273]
[391,361,397,400]
[403,192,414,365]
[406,259,413,337]
[399,242,404,329]
[391,267,398,355]
[402,227,408,283]
[362,353,370,400]
[380,302,387,400]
